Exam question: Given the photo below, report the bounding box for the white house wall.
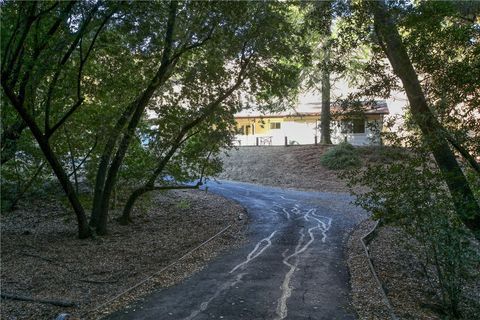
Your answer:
[234,119,382,146]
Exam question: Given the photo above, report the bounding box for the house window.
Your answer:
[352,119,365,133]
[340,119,365,134]
[270,122,281,129]
[238,126,245,135]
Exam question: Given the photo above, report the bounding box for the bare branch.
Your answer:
[1,293,75,308]
[150,184,200,192]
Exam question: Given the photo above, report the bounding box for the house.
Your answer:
[234,100,389,146]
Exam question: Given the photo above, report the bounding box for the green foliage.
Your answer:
[0,133,51,212]
[1,0,310,233]
[357,145,405,165]
[320,142,361,170]
[334,8,480,316]
[343,117,480,318]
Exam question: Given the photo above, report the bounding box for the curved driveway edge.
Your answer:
[104,180,367,320]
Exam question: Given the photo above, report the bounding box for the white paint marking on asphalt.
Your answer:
[275,208,333,320]
[275,227,305,320]
[310,211,333,243]
[229,230,278,274]
[279,195,296,201]
[183,272,246,320]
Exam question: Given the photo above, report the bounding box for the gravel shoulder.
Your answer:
[1,189,247,320]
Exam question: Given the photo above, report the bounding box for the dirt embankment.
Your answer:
[1,190,247,320]
[217,145,349,192]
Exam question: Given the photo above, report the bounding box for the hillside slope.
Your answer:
[217,145,349,193]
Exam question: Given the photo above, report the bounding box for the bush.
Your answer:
[320,142,361,170]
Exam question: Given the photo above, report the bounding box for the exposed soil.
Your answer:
[1,189,247,320]
[218,145,350,193]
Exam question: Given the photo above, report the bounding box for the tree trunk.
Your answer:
[119,69,248,225]
[371,0,480,237]
[119,185,199,225]
[320,42,332,144]
[1,90,91,238]
[90,102,137,228]
[31,136,92,238]
[119,186,153,225]
[319,2,333,145]
[119,139,185,225]
[91,1,179,235]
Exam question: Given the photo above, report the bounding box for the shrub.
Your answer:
[320,142,361,170]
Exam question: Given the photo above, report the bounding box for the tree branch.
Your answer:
[68,136,98,178]
[44,2,101,133]
[169,25,216,62]
[46,99,84,138]
[2,2,38,79]
[1,9,22,72]
[444,132,480,175]
[45,7,115,139]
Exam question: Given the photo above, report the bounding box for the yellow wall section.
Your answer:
[235,115,319,135]
[235,114,383,135]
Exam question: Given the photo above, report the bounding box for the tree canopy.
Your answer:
[2,0,479,240]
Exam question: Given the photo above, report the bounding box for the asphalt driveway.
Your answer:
[104,180,366,320]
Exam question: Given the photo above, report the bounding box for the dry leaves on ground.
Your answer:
[1,189,247,320]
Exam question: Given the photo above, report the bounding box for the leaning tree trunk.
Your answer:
[371,0,480,237]
[119,66,248,225]
[90,1,178,235]
[1,92,91,238]
[119,185,198,225]
[119,140,183,225]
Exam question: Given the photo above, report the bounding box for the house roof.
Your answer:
[235,100,389,119]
